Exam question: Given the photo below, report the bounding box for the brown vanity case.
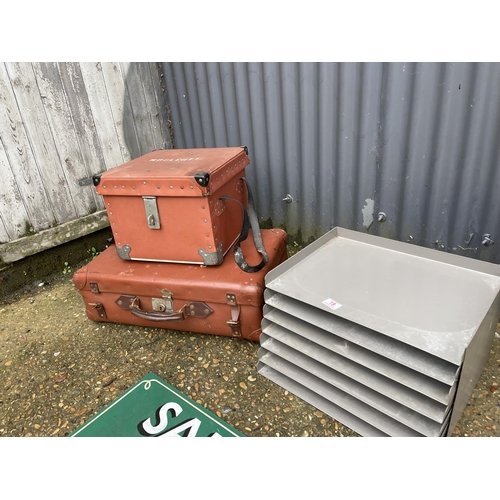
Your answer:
[93,147,251,265]
[73,229,288,341]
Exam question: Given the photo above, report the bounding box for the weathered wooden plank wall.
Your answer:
[0,62,172,264]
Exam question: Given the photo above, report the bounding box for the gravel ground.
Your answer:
[1,254,499,438]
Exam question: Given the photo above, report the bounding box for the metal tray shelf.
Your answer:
[259,350,425,436]
[260,340,446,435]
[257,363,390,437]
[264,294,460,387]
[259,227,500,436]
[260,328,449,423]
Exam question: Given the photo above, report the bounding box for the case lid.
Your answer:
[93,147,249,197]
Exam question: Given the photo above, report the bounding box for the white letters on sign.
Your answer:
[139,401,222,437]
[140,401,182,435]
[160,418,202,437]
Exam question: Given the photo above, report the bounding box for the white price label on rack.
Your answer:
[322,298,342,311]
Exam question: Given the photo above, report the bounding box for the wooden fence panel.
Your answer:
[79,62,125,170]
[0,216,9,243]
[5,62,77,224]
[120,62,156,155]
[0,63,56,235]
[0,136,30,241]
[0,62,170,262]
[138,62,165,150]
[32,62,98,218]
[58,62,107,210]
[149,62,174,149]
[100,62,140,162]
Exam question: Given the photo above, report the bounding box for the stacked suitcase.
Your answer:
[73,147,288,340]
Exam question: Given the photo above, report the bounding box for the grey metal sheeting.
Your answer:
[162,62,500,264]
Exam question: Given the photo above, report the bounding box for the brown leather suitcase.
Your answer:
[92,147,251,265]
[73,229,288,341]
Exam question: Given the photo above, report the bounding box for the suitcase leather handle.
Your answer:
[116,295,214,322]
[221,177,268,273]
[130,297,185,321]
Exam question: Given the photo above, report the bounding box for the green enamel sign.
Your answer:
[70,372,244,437]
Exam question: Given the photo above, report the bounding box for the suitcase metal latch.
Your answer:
[226,293,241,337]
[152,289,174,313]
[143,196,161,230]
[89,302,106,319]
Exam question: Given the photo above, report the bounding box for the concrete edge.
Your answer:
[0,211,110,265]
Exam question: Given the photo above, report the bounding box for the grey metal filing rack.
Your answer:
[258,227,500,437]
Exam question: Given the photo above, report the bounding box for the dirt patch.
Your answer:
[0,227,112,303]
[0,255,499,437]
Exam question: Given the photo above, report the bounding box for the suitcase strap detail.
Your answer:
[221,177,268,274]
[115,295,213,322]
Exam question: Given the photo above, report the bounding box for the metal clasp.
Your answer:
[143,196,161,230]
[226,293,241,337]
[151,289,174,312]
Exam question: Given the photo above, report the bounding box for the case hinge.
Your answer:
[89,302,107,319]
[226,293,241,337]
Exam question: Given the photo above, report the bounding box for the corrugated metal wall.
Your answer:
[162,62,500,263]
